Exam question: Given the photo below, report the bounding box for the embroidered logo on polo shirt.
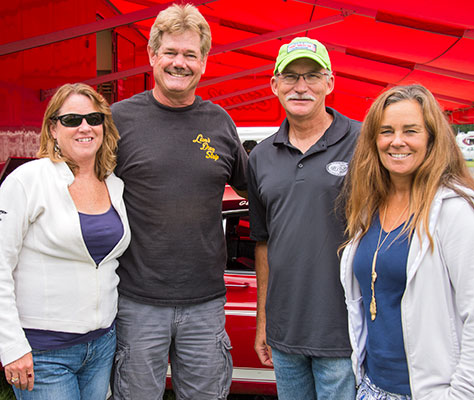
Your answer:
[192,133,220,161]
[326,161,348,176]
[0,210,7,221]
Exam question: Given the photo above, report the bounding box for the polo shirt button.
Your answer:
[298,163,303,168]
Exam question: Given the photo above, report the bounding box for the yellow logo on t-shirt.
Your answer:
[192,133,219,161]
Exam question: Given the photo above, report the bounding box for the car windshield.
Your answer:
[223,210,255,272]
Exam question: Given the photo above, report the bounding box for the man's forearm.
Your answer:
[255,241,269,331]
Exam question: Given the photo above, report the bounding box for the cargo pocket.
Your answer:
[112,340,131,400]
[216,330,233,400]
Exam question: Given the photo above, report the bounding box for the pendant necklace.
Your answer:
[370,203,409,321]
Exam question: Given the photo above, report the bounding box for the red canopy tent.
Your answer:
[0,0,473,160]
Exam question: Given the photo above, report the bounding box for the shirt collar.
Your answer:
[272,107,353,149]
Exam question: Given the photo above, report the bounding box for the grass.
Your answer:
[164,391,276,399]
[0,371,176,400]
[0,372,14,400]
[0,372,275,399]
[0,382,175,399]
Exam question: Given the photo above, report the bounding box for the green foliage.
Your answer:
[0,375,277,399]
[0,372,14,400]
[164,390,176,399]
[453,124,474,133]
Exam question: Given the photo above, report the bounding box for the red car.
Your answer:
[0,159,276,395]
[221,186,277,395]
[164,186,276,396]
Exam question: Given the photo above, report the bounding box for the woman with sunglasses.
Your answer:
[0,83,130,399]
[339,84,474,399]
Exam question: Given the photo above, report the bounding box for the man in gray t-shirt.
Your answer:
[248,37,359,400]
[110,5,247,400]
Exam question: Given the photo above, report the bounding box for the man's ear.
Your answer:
[326,73,335,95]
[201,54,208,75]
[147,46,156,66]
[270,76,278,96]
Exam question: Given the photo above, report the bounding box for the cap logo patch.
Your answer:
[326,161,348,177]
[287,42,316,53]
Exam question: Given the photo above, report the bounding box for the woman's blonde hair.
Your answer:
[342,84,474,249]
[37,83,120,181]
[148,3,211,57]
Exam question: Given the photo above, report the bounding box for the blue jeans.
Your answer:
[272,347,356,400]
[112,295,232,400]
[13,326,116,400]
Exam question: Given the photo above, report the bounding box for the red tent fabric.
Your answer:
[0,0,473,129]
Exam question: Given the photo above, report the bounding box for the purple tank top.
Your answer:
[78,205,124,265]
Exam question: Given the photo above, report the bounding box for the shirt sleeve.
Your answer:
[248,154,268,242]
[0,174,32,366]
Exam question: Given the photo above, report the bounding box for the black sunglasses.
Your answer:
[52,112,105,128]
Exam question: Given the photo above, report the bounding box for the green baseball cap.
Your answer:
[274,37,331,74]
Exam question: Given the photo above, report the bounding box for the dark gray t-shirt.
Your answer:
[112,91,247,306]
[248,108,360,357]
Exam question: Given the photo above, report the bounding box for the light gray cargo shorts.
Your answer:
[111,295,232,400]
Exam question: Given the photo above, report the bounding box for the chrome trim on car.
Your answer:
[225,270,255,276]
[225,309,257,317]
[222,208,249,216]
[166,365,275,383]
[232,367,276,383]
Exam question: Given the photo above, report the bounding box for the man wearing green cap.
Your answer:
[248,37,359,399]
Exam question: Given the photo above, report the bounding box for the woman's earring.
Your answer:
[54,139,62,157]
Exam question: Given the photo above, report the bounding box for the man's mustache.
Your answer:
[285,94,316,101]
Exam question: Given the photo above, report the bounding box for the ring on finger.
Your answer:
[11,377,19,383]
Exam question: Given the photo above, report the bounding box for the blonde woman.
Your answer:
[0,83,130,399]
[340,84,474,399]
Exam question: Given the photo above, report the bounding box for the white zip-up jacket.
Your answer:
[341,186,474,400]
[0,158,131,366]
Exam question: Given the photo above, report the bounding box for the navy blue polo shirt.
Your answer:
[248,107,360,357]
